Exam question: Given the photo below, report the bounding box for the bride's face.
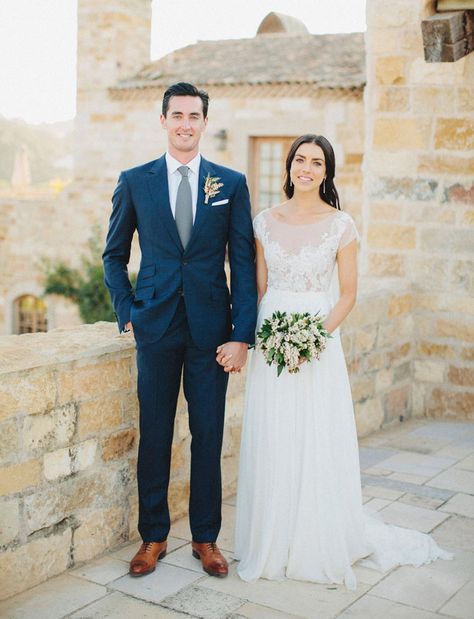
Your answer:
[290,143,326,194]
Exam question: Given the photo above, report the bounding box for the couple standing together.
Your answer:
[103,82,450,590]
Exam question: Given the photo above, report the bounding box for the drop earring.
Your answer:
[290,180,293,187]
[322,178,326,193]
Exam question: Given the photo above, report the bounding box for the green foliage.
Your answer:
[42,227,136,324]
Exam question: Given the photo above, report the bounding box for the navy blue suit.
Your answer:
[103,154,257,542]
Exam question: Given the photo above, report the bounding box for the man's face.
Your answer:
[160,95,208,158]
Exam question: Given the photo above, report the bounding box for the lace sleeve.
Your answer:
[338,214,359,250]
[253,211,266,243]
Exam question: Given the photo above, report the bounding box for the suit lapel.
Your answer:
[185,157,213,253]
[147,155,183,251]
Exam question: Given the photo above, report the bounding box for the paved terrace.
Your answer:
[1,418,473,619]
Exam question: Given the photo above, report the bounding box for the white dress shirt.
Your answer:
[165,152,201,222]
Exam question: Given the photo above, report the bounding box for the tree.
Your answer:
[42,227,135,324]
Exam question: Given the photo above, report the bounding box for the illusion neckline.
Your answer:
[267,208,339,227]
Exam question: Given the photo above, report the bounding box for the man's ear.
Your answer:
[160,114,167,129]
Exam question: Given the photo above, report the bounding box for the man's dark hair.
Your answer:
[162,82,209,118]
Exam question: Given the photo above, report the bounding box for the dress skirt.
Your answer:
[234,288,451,590]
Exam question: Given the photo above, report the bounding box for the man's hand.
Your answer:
[123,321,134,335]
[216,342,248,373]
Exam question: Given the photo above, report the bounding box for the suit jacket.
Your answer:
[102,154,257,349]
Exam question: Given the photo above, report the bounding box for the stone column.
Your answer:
[363,0,474,418]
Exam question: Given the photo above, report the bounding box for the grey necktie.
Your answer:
[175,166,193,248]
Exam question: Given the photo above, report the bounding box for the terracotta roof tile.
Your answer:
[115,33,365,91]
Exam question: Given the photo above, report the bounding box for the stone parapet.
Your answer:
[0,322,242,599]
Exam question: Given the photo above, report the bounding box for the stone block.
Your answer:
[375,368,393,391]
[451,260,474,296]
[458,86,474,111]
[417,153,474,175]
[435,118,474,150]
[368,224,416,249]
[463,209,474,225]
[0,418,18,464]
[0,458,42,495]
[72,358,132,400]
[369,202,404,221]
[417,341,455,358]
[373,118,430,150]
[73,439,98,472]
[0,369,56,422]
[377,316,412,348]
[355,398,384,438]
[427,388,474,419]
[44,447,72,481]
[121,392,139,424]
[0,498,20,545]
[352,376,376,403]
[377,87,409,112]
[414,360,445,383]
[448,366,474,386]
[168,478,190,522]
[388,294,412,318]
[442,181,474,204]
[23,470,113,534]
[23,403,77,456]
[421,228,473,254]
[78,395,122,439]
[411,86,456,113]
[367,1,419,30]
[437,318,474,342]
[461,346,474,361]
[384,384,410,421]
[412,382,426,417]
[101,428,137,461]
[0,527,72,601]
[375,56,407,85]
[354,325,378,354]
[73,506,125,563]
[370,176,438,202]
[367,253,406,277]
[393,361,411,382]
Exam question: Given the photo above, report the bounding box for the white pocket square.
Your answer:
[211,198,229,206]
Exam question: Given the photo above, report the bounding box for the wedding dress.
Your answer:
[234,207,451,590]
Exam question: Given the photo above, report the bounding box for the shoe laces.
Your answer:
[205,542,218,553]
[140,542,154,553]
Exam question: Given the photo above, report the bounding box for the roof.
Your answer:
[113,32,365,93]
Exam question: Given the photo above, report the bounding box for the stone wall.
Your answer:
[0,322,245,600]
[363,0,474,420]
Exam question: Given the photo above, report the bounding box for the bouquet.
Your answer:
[255,311,331,376]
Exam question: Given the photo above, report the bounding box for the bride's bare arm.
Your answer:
[255,238,268,304]
[323,239,357,334]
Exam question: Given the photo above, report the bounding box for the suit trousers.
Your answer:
[135,298,229,542]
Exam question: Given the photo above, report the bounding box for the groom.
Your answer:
[103,82,257,578]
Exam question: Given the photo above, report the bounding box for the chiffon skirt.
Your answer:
[234,288,452,590]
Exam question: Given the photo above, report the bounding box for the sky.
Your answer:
[0,0,366,125]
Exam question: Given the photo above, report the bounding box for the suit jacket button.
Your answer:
[182,260,188,265]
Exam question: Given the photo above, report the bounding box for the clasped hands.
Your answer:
[216,342,248,374]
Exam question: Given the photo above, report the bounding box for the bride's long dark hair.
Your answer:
[283,134,341,210]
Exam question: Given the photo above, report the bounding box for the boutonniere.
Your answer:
[203,173,224,204]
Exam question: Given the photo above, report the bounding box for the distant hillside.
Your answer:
[0,117,73,185]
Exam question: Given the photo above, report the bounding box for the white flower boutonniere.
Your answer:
[203,173,224,204]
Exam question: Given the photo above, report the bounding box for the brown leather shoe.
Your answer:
[192,542,228,577]
[129,541,167,577]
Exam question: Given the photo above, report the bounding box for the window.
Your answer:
[14,295,48,334]
[250,136,297,214]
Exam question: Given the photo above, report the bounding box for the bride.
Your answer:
[233,134,451,590]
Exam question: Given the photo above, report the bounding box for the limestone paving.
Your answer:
[1,418,473,619]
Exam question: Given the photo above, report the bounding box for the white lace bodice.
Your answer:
[254,207,359,293]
